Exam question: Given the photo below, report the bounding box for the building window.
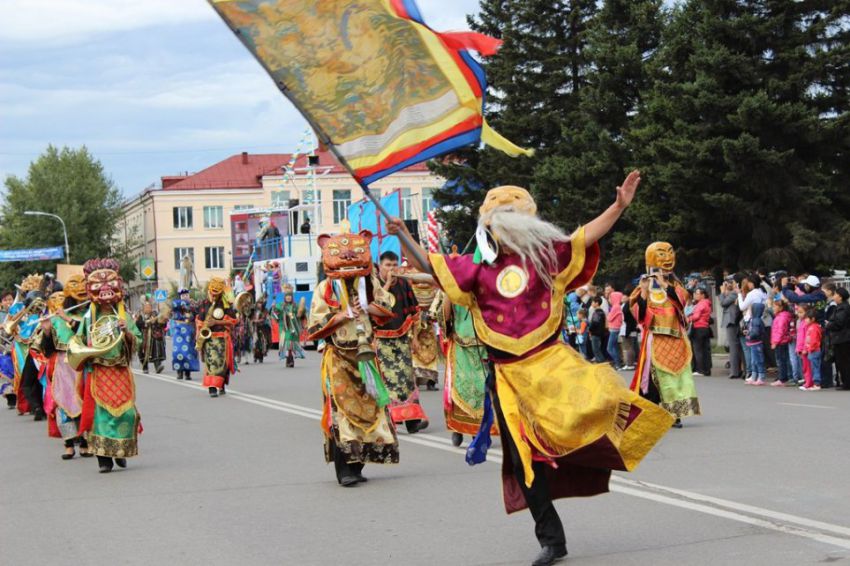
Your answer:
[203,206,223,229]
[205,246,225,270]
[302,189,322,224]
[234,204,253,211]
[422,188,436,214]
[399,188,415,220]
[174,247,194,270]
[332,190,351,224]
[271,190,290,207]
[173,207,193,229]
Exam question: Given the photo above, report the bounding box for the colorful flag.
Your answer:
[209,0,531,186]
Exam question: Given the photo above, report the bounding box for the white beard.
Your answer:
[479,207,570,289]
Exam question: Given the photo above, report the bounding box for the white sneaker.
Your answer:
[693,372,704,376]
[811,385,821,391]
[799,385,811,391]
[745,377,755,384]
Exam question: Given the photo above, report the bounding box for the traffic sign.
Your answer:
[140,258,156,280]
[154,289,168,303]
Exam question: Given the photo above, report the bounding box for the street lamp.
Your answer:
[24,211,70,263]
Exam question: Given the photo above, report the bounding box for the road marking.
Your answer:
[777,402,836,410]
[135,370,850,551]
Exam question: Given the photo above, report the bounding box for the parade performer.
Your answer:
[1,290,17,407]
[171,289,199,381]
[39,279,91,459]
[388,172,673,566]
[253,301,272,363]
[629,243,701,428]
[273,284,305,367]
[432,290,496,448]
[307,228,399,487]
[407,271,441,391]
[196,277,237,398]
[136,300,167,374]
[233,292,254,366]
[10,274,45,416]
[374,251,430,433]
[69,258,142,474]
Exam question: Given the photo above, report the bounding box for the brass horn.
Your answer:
[67,314,124,370]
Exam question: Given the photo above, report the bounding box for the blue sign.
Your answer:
[347,192,402,260]
[0,246,65,263]
[154,289,168,303]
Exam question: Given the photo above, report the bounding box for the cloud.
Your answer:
[0,0,216,46]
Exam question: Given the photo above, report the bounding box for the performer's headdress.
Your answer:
[317,224,373,280]
[64,274,88,302]
[645,242,676,272]
[83,258,124,306]
[19,273,44,293]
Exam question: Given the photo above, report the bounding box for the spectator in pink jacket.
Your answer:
[801,308,823,391]
[688,288,713,376]
[770,299,794,386]
[606,290,624,370]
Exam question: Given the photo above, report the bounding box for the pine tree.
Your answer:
[533,0,664,280]
[430,0,598,249]
[629,0,849,273]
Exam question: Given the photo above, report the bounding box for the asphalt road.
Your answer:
[1,350,849,565]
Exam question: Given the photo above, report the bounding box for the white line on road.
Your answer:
[135,370,850,551]
[777,402,836,409]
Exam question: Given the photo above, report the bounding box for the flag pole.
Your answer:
[209,12,431,269]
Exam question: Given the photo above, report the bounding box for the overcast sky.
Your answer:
[0,0,481,196]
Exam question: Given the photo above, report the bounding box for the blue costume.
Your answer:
[171,298,199,379]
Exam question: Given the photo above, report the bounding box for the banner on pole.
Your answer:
[209,0,531,186]
[0,246,65,263]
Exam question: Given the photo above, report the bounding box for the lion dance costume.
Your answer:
[69,259,142,473]
[307,228,399,487]
[629,242,701,424]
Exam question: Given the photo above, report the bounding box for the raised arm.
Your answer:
[583,170,641,247]
[385,218,433,275]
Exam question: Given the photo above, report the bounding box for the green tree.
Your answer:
[629,0,850,274]
[0,145,137,290]
[534,0,664,281]
[430,0,598,248]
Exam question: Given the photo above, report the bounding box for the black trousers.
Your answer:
[691,327,712,375]
[330,439,364,482]
[20,355,43,413]
[493,392,566,548]
[833,342,850,390]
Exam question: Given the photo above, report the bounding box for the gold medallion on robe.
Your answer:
[496,265,529,299]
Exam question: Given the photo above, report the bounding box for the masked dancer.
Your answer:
[388,172,673,566]
[196,277,237,398]
[1,291,17,407]
[274,284,305,367]
[307,227,398,487]
[253,301,272,363]
[629,243,701,429]
[171,289,199,380]
[136,300,167,374]
[69,258,142,474]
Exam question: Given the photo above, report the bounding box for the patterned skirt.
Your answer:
[377,335,428,424]
[321,346,399,465]
[171,322,200,372]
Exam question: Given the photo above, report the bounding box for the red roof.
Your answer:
[163,150,429,191]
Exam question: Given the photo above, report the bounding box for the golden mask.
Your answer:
[20,273,44,292]
[64,274,88,302]
[47,292,65,314]
[208,277,227,301]
[479,185,537,217]
[645,242,676,272]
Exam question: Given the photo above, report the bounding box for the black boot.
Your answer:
[79,437,93,458]
[286,352,295,368]
[61,439,75,460]
[451,432,463,447]
[142,364,149,374]
[209,387,218,398]
[5,394,15,409]
[532,545,568,566]
[177,371,184,380]
[185,373,192,381]
[219,384,226,396]
[672,418,683,429]
[115,458,127,468]
[97,456,114,473]
[33,407,46,421]
[155,363,164,374]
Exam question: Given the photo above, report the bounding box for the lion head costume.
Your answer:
[83,258,124,306]
[317,230,373,279]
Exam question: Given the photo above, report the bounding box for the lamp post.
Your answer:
[24,211,70,263]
